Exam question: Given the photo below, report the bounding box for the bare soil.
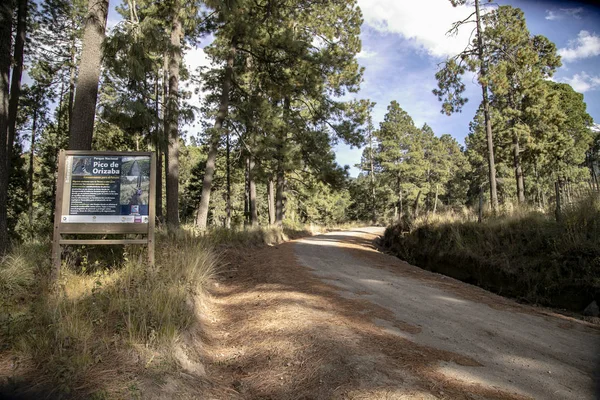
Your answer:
[200,227,600,399]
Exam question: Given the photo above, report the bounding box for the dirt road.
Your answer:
[205,228,600,399]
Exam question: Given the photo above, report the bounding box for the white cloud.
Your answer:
[545,7,583,21]
[358,0,488,58]
[558,31,600,62]
[356,49,378,59]
[561,72,600,93]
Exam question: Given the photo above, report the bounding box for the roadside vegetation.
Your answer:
[381,197,600,313]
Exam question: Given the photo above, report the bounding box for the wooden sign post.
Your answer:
[51,150,156,279]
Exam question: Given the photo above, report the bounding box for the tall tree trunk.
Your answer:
[275,166,285,226]
[275,98,290,227]
[28,105,37,240]
[0,1,13,254]
[475,0,498,213]
[154,69,162,222]
[7,0,27,174]
[369,125,376,223]
[513,134,525,204]
[196,36,237,230]
[68,35,77,126]
[267,177,275,225]
[414,190,422,217]
[225,131,231,229]
[433,184,439,214]
[165,3,183,229]
[244,156,249,223]
[249,153,257,227]
[159,54,169,221]
[68,0,109,150]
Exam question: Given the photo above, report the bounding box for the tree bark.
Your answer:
[433,183,439,214]
[195,36,237,230]
[475,0,498,213]
[369,122,376,223]
[165,2,183,229]
[225,131,231,229]
[153,69,162,221]
[7,0,27,174]
[68,0,109,150]
[275,97,290,227]
[28,105,37,240]
[513,134,525,204]
[275,165,285,226]
[0,1,13,254]
[249,153,257,227]
[68,35,76,127]
[414,190,422,217]
[267,177,275,225]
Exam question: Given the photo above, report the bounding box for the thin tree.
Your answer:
[196,35,237,230]
[165,0,183,228]
[434,0,498,212]
[0,1,13,254]
[7,0,27,174]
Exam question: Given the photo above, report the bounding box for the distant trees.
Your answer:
[352,101,467,222]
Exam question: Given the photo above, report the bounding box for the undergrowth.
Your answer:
[0,229,216,398]
[382,196,600,312]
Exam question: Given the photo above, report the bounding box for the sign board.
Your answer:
[52,150,156,275]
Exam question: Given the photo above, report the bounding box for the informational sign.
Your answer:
[61,155,151,223]
[52,150,156,276]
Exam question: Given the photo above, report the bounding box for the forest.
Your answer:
[0,0,598,249]
[1,0,600,397]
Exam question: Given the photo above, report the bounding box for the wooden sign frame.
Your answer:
[52,150,156,276]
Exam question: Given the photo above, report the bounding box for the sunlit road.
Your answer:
[295,228,600,400]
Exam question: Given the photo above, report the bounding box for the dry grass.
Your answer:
[382,195,600,312]
[0,230,217,399]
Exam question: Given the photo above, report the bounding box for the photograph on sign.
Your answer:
[62,155,151,223]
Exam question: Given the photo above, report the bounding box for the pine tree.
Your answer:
[0,0,13,254]
[434,0,498,212]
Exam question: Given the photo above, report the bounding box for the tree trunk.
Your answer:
[414,190,422,217]
[267,177,275,225]
[68,0,109,150]
[475,0,498,213]
[275,98,289,227]
[249,153,257,227]
[433,184,439,214]
[28,105,37,240]
[165,3,183,229]
[68,35,76,127]
[275,165,285,226]
[196,36,236,230]
[555,181,561,222]
[153,70,162,222]
[478,186,483,223]
[7,0,27,175]
[513,134,525,204]
[369,124,376,223]
[0,1,13,254]
[225,131,231,229]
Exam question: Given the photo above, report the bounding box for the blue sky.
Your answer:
[333,0,600,176]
